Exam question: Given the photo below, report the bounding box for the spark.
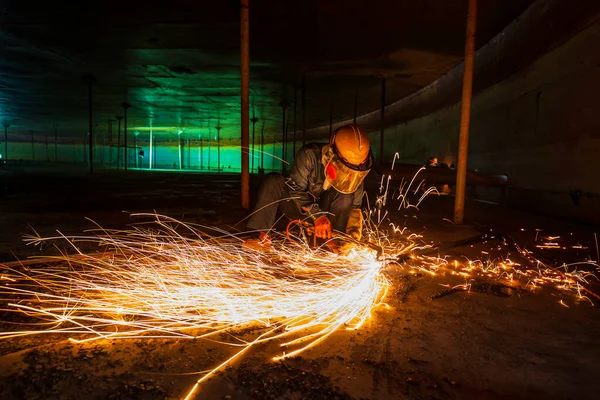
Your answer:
[0,214,390,398]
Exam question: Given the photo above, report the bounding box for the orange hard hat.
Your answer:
[330,124,373,168]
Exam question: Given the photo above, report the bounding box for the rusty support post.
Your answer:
[121,103,131,171]
[240,0,250,209]
[380,77,386,162]
[454,0,478,224]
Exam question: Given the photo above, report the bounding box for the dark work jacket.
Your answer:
[287,143,364,217]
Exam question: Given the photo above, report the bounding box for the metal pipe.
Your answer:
[251,117,258,173]
[380,77,386,162]
[454,0,478,225]
[241,0,250,208]
[199,135,203,170]
[121,103,131,171]
[149,127,153,170]
[260,120,265,171]
[134,132,138,168]
[216,126,222,172]
[207,130,212,170]
[187,137,191,169]
[108,120,113,167]
[116,116,123,169]
[178,134,182,170]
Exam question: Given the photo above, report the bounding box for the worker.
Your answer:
[244,123,373,251]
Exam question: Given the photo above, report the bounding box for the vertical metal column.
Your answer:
[380,77,386,162]
[83,75,96,173]
[216,126,222,172]
[240,0,251,208]
[207,130,212,171]
[134,131,138,168]
[251,117,258,173]
[199,135,203,170]
[454,0,478,225]
[116,116,123,169]
[260,120,265,171]
[108,120,113,167]
[121,103,131,171]
[149,127,153,170]
[178,132,183,170]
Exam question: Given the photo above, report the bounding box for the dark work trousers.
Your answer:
[246,173,353,232]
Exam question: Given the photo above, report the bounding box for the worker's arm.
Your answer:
[288,147,322,217]
[346,182,365,240]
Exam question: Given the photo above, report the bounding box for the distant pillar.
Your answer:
[216,126,222,172]
[121,103,131,171]
[240,0,250,209]
[199,135,203,170]
[207,131,212,170]
[149,127,153,170]
[116,116,123,169]
[134,131,139,168]
[454,0,478,225]
[260,120,265,170]
[251,117,259,173]
[83,75,96,173]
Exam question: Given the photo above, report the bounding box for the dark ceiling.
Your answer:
[0,0,534,143]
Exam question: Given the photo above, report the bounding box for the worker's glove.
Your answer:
[314,215,332,239]
[345,208,363,241]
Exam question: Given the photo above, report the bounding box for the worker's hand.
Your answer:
[314,215,332,239]
[346,208,363,241]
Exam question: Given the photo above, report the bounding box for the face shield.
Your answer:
[324,145,373,194]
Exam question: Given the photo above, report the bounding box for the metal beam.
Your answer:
[454,0,478,224]
[241,0,251,209]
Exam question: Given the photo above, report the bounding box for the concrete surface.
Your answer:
[0,168,599,399]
